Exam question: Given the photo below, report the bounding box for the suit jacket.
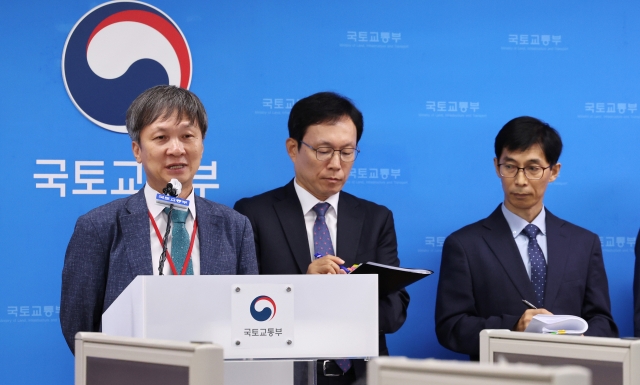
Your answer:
[60,189,258,353]
[435,205,618,360]
[234,180,410,380]
[634,229,640,337]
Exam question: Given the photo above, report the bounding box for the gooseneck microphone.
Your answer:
[157,179,182,275]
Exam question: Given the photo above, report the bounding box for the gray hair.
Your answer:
[125,85,208,143]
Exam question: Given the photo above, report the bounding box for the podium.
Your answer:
[480,329,640,385]
[101,275,379,384]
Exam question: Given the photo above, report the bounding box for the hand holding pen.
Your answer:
[306,253,350,274]
[515,298,553,331]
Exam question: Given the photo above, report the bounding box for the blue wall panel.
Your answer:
[1,1,639,382]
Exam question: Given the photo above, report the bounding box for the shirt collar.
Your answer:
[501,203,546,239]
[144,183,197,219]
[293,178,340,216]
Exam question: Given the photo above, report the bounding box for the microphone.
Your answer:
[157,179,188,275]
[162,178,182,197]
[155,178,189,211]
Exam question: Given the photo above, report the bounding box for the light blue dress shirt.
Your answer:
[501,204,548,279]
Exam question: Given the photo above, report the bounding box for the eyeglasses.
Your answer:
[299,141,360,162]
[498,163,551,180]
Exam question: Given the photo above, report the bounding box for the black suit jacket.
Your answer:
[234,180,410,379]
[435,205,618,360]
[634,229,640,337]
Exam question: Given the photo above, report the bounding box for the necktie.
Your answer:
[164,207,193,275]
[523,224,546,307]
[312,203,351,373]
[312,203,335,256]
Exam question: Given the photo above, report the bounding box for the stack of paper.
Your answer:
[524,314,588,335]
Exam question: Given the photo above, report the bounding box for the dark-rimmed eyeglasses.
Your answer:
[299,141,360,162]
[498,163,551,180]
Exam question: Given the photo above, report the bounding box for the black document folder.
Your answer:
[349,261,433,297]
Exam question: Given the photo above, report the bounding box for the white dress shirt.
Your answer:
[293,179,340,261]
[144,184,200,275]
[501,203,548,279]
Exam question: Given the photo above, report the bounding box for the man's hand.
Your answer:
[514,308,553,331]
[306,255,347,274]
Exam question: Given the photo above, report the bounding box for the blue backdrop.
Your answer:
[2,1,640,383]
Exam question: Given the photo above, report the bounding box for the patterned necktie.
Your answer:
[312,203,335,256]
[312,203,351,373]
[523,224,546,307]
[164,207,193,275]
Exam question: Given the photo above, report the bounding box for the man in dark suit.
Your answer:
[61,86,258,353]
[234,92,409,384]
[435,116,618,360]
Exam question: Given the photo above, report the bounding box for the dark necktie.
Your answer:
[312,202,351,373]
[312,203,335,256]
[164,207,193,275]
[523,224,546,307]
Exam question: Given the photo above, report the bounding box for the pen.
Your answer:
[314,253,351,273]
[521,299,538,309]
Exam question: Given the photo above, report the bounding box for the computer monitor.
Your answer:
[367,356,590,385]
[75,332,223,385]
[480,329,640,385]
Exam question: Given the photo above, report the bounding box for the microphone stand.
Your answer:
[158,183,178,275]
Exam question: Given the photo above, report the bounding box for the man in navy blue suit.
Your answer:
[435,116,618,360]
[234,92,409,384]
[61,86,258,353]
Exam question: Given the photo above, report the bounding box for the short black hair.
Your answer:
[126,85,208,143]
[494,116,563,165]
[288,92,363,146]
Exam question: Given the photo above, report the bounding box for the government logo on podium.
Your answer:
[250,295,277,322]
[232,285,294,348]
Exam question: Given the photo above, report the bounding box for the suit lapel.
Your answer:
[482,206,537,302]
[336,193,363,268]
[195,196,221,275]
[543,210,570,310]
[122,190,153,276]
[274,182,312,274]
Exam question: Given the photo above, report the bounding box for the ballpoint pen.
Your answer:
[521,299,538,309]
[314,253,351,273]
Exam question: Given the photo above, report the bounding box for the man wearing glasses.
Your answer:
[235,92,409,384]
[435,116,618,360]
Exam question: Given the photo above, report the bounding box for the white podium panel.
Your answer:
[224,360,293,385]
[368,357,591,385]
[480,330,640,385]
[102,275,378,359]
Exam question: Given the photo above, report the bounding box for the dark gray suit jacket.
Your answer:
[234,180,410,381]
[61,189,258,353]
[435,205,618,360]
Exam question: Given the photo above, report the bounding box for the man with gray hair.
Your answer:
[61,85,258,353]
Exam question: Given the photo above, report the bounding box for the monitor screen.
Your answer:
[495,352,622,385]
[86,356,189,385]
